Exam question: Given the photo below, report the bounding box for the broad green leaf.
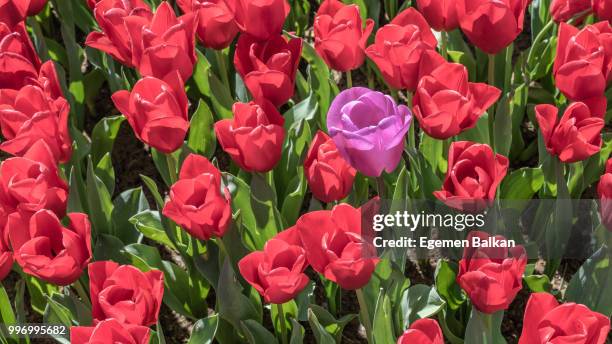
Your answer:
[217,259,261,329]
[129,210,175,249]
[307,308,336,344]
[241,320,279,344]
[523,275,552,293]
[372,290,395,344]
[95,153,115,195]
[90,116,125,165]
[400,285,445,328]
[188,314,219,344]
[188,100,216,159]
[464,309,506,344]
[86,157,114,235]
[500,168,544,200]
[111,187,148,244]
[434,260,466,310]
[565,247,612,316]
[308,304,356,342]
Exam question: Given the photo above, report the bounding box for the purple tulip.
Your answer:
[327,87,412,177]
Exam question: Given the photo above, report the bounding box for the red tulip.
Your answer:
[304,130,356,203]
[554,22,612,117]
[71,319,150,344]
[296,203,379,290]
[365,8,438,91]
[36,61,64,101]
[8,210,92,286]
[0,53,38,90]
[111,73,189,153]
[536,102,603,163]
[125,1,198,81]
[239,238,309,304]
[593,0,612,21]
[85,0,153,67]
[234,34,302,107]
[0,217,12,281]
[313,0,374,72]
[0,0,28,29]
[457,231,527,314]
[434,141,508,212]
[176,0,238,50]
[86,0,99,9]
[0,140,68,220]
[456,0,530,54]
[162,154,232,241]
[230,0,290,40]
[397,318,444,344]
[89,261,164,326]
[597,159,612,231]
[274,225,302,246]
[414,61,501,139]
[27,0,47,15]
[416,0,459,32]
[518,293,610,344]
[0,22,41,69]
[0,85,72,163]
[215,101,285,173]
[550,0,591,22]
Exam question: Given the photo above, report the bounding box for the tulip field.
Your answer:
[2,0,612,343]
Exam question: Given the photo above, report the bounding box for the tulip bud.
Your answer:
[162,154,232,241]
[215,101,285,172]
[314,0,374,72]
[304,131,356,203]
[234,34,302,107]
[111,73,190,154]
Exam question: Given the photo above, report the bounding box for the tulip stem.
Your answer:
[166,153,178,184]
[215,49,231,92]
[276,303,288,344]
[376,177,386,199]
[488,54,496,148]
[356,288,373,343]
[440,31,448,60]
[346,71,353,88]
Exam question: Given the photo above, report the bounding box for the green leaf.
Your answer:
[464,309,506,344]
[90,116,125,166]
[111,187,148,244]
[372,290,395,344]
[565,247,612,316]
[290,318,305,344]
[400,285,445,328]
[217,259,261,329]
[523,275,552,293]
[188,100,217,159]
[241,320,279,344]
[500,168,544,200]
[0,283,16,325]
[188,314,219,344]
[307,308,336,344]
[493,94,512,157]
[86,157,114,236]
[95,153,115,196]
[129,210,175,249]
[308,304,356,342]
[434,260,466,310]
[193,49,233,119]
